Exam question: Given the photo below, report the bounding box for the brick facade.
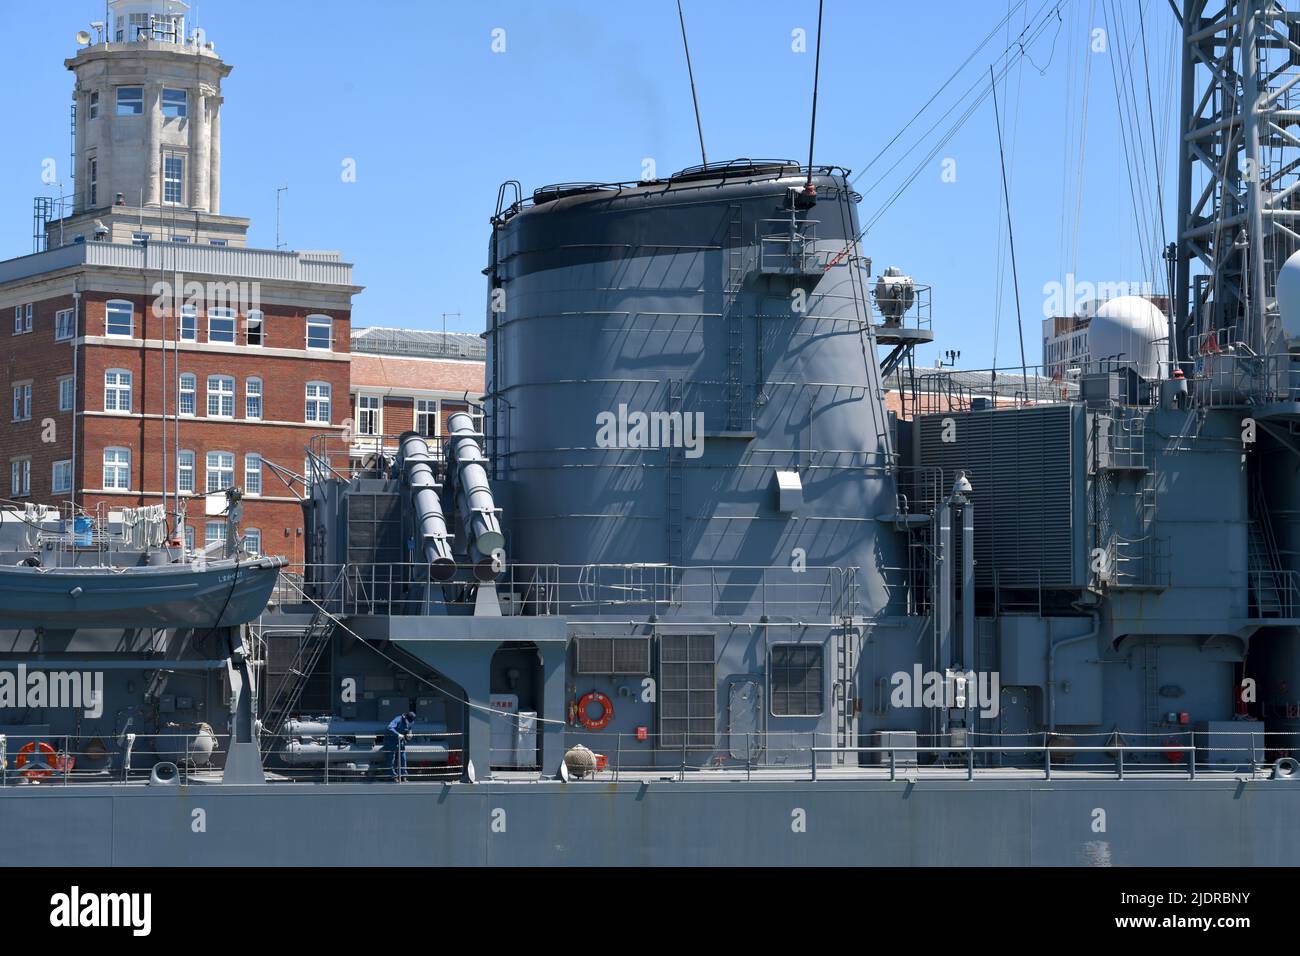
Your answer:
[0,284,353,566]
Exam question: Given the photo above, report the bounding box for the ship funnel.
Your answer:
[445,412,505,580]
[396,432,456,582]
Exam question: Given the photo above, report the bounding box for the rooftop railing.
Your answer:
[0,239,355,287]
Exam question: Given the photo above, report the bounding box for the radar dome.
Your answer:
[1088,295,1166,380]
[1275,249,1300,348]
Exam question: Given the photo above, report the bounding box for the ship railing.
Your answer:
[868,281,933,333]
[1104,534,1171,590]
[1,728,1294,785]
[757,217,822,275]
[269,562,864,620]
[1249,569,1300,618]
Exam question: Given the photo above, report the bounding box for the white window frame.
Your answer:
[11,382,31,421]
[356,394,381,436]
[54,308,75,341]
[179,373,196,416]
[243,527,262,557]
[305,381,331,423]
[415,398,440,437]
[245,377,263,420]
[103,447,131,491]
[52,460,73,495]
[206,451,234,493]
[163,155,184,205]
[10,458,30,498]
[207,374,235,418]
[105,299,133,337]
[177,450,195,494]
[13,306,21,334]
[205,520,226,548]
[305,314,332,351]
[208,307,235,344]
[245,310,264,347]
[88,91,99,120]
[179,305,197,342]
[58,376,74,412]
[244,453,262,496]
[23,303,32,333]
[104,369,132,413]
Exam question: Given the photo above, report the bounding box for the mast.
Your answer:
[1173,0,1300,359]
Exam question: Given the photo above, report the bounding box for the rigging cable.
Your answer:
[991,65,1030,388]
[676,0,708,168]
[806,0,824,186]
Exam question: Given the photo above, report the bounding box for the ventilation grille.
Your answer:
[917,404,1079,587]
[574,636,651,675]
[659,633,716,750]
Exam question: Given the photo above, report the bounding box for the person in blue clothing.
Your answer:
[384,710,417,781]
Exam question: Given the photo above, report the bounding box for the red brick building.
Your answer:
[0,2,360,565]
[347,328,486,462]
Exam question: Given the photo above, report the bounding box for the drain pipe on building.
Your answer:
[1048,610,1101,734]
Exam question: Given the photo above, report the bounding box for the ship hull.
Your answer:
[2,778,1295,866]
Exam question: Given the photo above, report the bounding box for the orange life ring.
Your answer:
[16,741,58,778]
[576,691,613,731]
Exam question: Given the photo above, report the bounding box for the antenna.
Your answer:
[275,185,288,250]
[805,0,824,188]
[675,0,707,168]
[990,66,1028,390]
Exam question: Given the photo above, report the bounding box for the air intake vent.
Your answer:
[574,636,651,675]
[915,404,1085,588]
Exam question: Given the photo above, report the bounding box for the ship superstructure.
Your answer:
[1,0,1300,867]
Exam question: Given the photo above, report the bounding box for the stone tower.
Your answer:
[54,0,249,247]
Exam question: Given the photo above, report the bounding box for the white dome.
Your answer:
[1088,296,1167,379]
[1276,249,1300,348]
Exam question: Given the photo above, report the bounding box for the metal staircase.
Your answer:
[259,570,345,741]
[1248,482,1288,617]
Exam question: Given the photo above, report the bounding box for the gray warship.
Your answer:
[6,0,1300,867]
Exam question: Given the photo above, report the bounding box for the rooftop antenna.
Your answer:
[805,0,824,188]
[675,0,707,168]
[275,185,288,250]
[990,66,1028,391]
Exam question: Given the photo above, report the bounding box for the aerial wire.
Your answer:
[806,0,825,186]
[991,65,1030,390]
[676,0,708,168]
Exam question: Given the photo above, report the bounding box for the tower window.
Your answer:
[88,157,98,206]
[89,91,99,119]
[161,89,187,118]
[164,156,184,204]
[116,87,143,116]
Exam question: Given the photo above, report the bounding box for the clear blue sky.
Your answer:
[0,0,1182,370]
